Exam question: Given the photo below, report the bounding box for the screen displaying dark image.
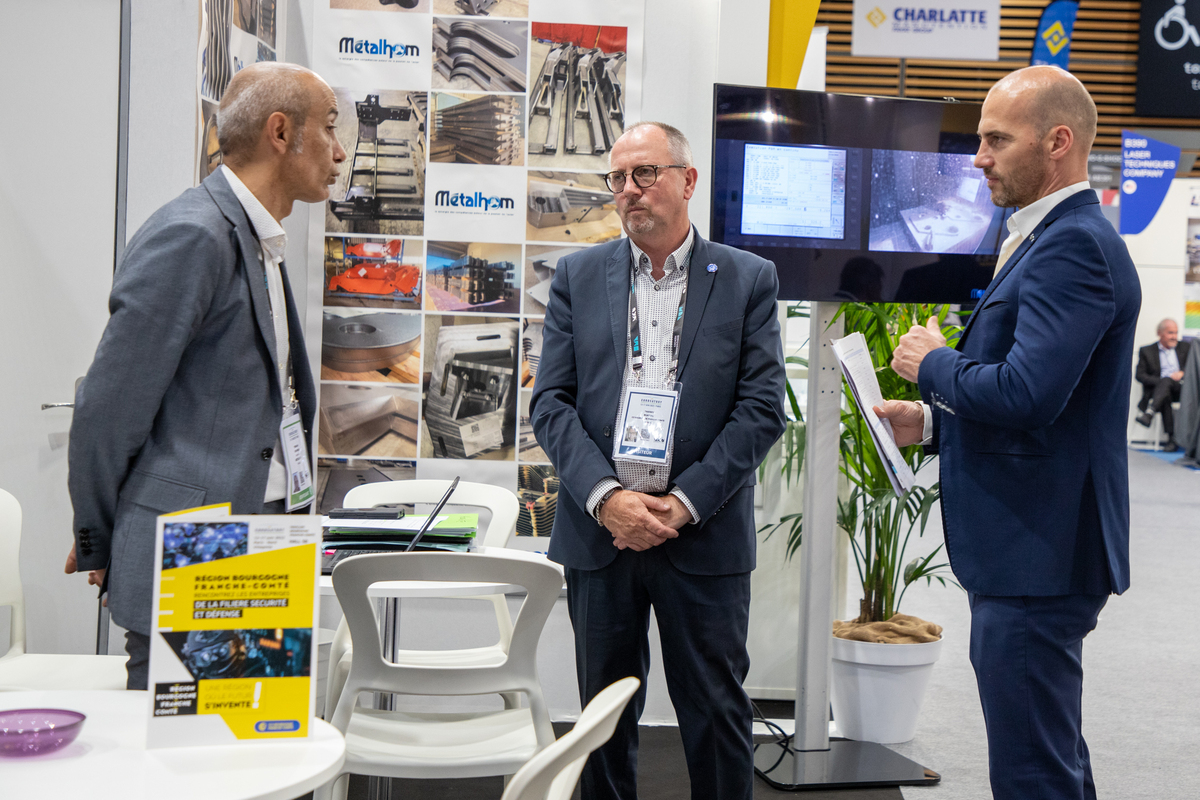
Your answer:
[711,85,1014,303]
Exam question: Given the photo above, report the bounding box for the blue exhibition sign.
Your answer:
[1030,0,1079,68]
[1120,131,1181,235]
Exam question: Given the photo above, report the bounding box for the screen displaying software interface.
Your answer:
[740,144,847,240]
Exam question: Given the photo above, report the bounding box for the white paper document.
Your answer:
[321,515,448,532]
[831,332,916,495]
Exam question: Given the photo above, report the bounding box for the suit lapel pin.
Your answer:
[706,263,718,273]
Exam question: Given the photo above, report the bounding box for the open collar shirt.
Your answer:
[925,181,1095,443]
[221,165,291,503]
[585,228,700,525]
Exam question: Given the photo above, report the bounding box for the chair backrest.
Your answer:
[500,677,641,800]
[328,551,561,741]
[0,488,26,659]
[343,479,519,549]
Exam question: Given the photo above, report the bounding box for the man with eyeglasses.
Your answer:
[531,122,786,800]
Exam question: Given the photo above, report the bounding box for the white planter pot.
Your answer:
[829,634,943,744]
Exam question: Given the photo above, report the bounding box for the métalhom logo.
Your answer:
[338,37,419,59]
[434,191,515,211]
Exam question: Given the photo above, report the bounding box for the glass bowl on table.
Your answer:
[0,708,87,756]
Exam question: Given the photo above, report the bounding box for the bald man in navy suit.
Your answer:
[877,67,1140,800]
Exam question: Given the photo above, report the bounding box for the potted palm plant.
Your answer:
[764,301,961,743]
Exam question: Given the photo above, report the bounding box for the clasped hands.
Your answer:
[873,316,947,448]
[599,490,692,551]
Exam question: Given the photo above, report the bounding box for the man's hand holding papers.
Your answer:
[872,400,925,447]
[832,333,916,494]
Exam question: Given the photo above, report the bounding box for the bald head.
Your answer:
[217,62,326,162]
[992,66,1097,155]
[975,66,1096,207]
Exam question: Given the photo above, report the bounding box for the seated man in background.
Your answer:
[1136,318,1191,451]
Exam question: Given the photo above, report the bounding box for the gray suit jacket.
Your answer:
[68,171,316,635]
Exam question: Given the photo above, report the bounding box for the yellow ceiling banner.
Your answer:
[767,0,822,90]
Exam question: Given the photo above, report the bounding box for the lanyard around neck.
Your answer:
[629,264,687,382]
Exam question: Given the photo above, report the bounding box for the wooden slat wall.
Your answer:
[814,0,1200,175]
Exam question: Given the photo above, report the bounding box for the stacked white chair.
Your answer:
[323,479,528,718]
[316,551,563,800]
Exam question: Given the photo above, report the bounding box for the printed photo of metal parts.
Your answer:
[432,17,528,93]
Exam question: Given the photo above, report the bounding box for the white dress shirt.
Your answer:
[220,165,291,503]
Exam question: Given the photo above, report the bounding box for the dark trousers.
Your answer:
[124,629,150,690]
[1140,378,1182,435]
[566,547,753,800]
[969,593,1108,800]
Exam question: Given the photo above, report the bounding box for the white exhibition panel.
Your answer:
[850,0,1000,61]
[1123,179,1197,270]
[0,0,122,656]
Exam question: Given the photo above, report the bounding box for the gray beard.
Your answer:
[623,215,655,236]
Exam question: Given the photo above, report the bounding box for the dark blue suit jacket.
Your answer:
[529,232,786,575]
[919,190,1140,597]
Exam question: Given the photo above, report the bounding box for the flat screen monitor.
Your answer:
[711,85,1014,303]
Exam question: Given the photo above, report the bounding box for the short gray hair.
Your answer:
[624,121,693,167]
[217,62,316,159]
[1158,318,1178,334]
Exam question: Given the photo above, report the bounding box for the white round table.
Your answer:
[0,690,345,800]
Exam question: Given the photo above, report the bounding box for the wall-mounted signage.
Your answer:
[1120,131,1181,235]
[1136,0,1200,117]
[851,0,1000,60]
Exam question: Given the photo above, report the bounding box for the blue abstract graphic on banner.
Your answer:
[1120,130,1180,235]
[1030,0,1079,67]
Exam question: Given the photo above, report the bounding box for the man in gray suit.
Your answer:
[64,62,346,689]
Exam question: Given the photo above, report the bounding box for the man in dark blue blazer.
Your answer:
[530,122,786,800]
[877,67,1140,799]
[66,63,345,688]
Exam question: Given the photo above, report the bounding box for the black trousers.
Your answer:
[566,547,753,800]
[1139,378,1182,435]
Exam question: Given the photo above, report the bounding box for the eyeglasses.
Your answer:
[604,164,687,193]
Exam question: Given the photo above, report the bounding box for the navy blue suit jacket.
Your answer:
[529,232,786,575]
[919,190,1140,596]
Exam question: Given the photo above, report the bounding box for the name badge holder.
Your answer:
[280,374,314,512]
[612,271,686,466]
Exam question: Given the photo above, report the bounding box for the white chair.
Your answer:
[0,488,128,691]
[324,479,526,718]
[316,552,562,800]
[500,677,640,800]
[1129,401,1182,451]
[345,479,520,549]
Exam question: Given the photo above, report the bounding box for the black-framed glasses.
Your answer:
[604,164,687,193]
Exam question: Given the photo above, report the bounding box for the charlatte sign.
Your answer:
[852,0,1001,60]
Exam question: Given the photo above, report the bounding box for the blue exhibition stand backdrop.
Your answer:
[1120,131,1181,236]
